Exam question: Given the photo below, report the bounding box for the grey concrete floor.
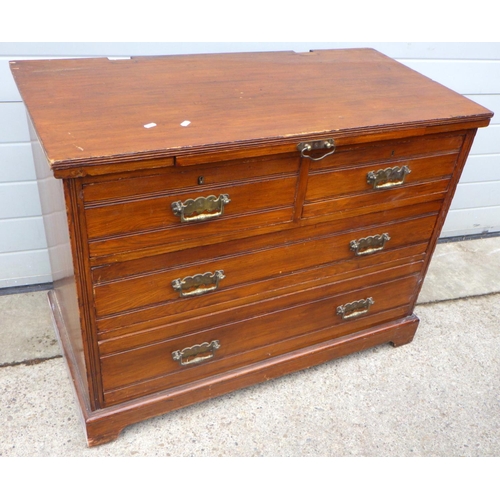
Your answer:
[0,237,499,456]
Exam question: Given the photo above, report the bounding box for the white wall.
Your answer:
[0,42,498,288]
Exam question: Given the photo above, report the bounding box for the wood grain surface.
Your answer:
[10,49,492,173]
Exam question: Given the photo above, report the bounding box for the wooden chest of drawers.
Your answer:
[11,49,492,446]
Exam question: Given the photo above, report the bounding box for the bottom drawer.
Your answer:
[100,264,421,405]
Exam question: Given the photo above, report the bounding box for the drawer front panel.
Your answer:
[100,270,420,403]
[305,153,458,203]
[85,176,297,240]
[308,133,464,171]
[92,212,438,319]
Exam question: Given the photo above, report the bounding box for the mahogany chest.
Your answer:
[11,49,492,446]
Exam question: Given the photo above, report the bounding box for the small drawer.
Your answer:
[99,267,421,405]
[303,152,458,220]
[86,176,297,238]
[83,154,300,258]
[92,210,438,326]
[306,153,458,202]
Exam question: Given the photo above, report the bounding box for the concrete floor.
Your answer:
[1,237,499,456]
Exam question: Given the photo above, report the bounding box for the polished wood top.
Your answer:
[11,49,492,171]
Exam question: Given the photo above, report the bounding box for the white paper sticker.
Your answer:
[144,123,157,129]
[180,120,191,127]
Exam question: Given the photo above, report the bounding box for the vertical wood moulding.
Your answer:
[293,156,310,223]
[63,178,104,410]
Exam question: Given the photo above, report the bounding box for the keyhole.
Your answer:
[198,176,204,185]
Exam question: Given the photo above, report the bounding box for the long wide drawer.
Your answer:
[99,264,421,405]
[92,211,438,324]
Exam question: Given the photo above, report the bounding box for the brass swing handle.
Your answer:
[367,165,411,189]
[297,139,335,161]
[350,233,390,256]
[171,194,231,223]
[172,270,225,298]
[336,297,374,320]
[172,340,220,366]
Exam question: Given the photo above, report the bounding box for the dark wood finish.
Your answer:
[12,49,492,446]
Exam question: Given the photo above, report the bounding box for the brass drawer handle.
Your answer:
[350,233,390,256]
[367,165,411,189]
[171,194,231,223]
[172,340,220,366]
[297,138,335,161]
[336,297,374,320]
[172,270,225,298]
